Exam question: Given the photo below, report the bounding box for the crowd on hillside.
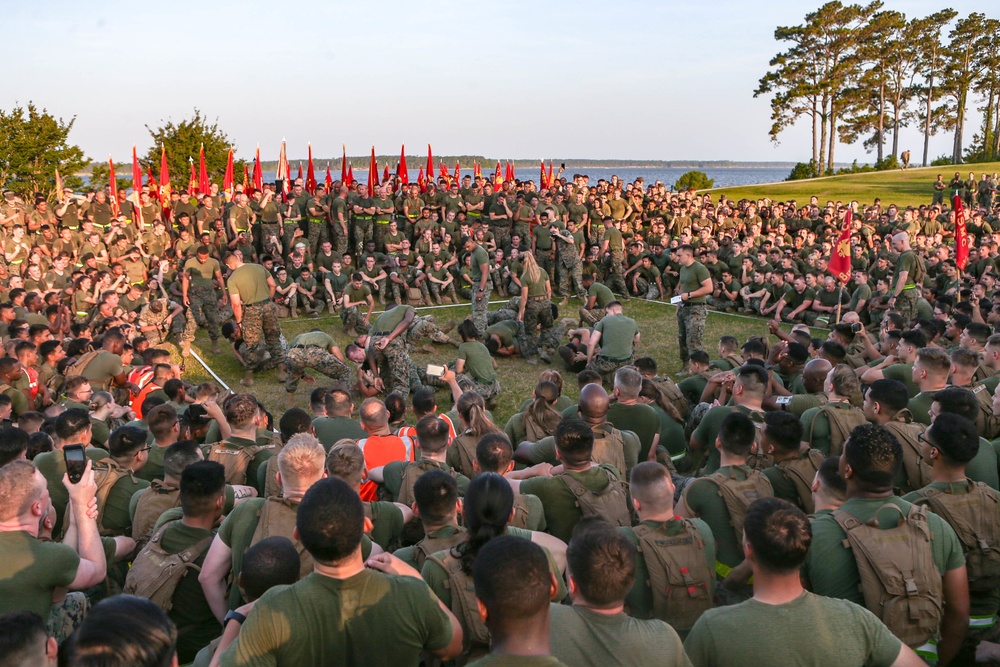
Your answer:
[1,168,1000,666]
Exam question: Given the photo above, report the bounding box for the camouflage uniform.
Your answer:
[427,276,459,304]
[556,235,586,300]
[368,333,412,397]
[353,212,374,258]
[242,302,284,370]
[405,315,453,347]
[391,265,430,305]
[457,373,501,401]
[285,344,353,394]
[586,353,635,379]
[521,296,557,360]
[182,284,221,343]
[677,303,707,364]
[471,279,493,337]
[139,300,183,346]
[632,276,661,300]
[341,306,371,334]
[47,591,88,643]
[894,289,919,322]
[580,307,607,326]
[488,296,521,325]
[606,250,627,295]
[305,202,329,262]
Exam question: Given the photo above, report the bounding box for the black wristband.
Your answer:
[224,610,246,625]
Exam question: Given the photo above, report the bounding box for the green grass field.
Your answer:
[176,299,796,427]
[708,162,1000,208]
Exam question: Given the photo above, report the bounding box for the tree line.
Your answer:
[756,3,1000,176]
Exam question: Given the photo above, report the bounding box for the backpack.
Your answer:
[590,423,627,477]
[69,350,103,383]
[91,459,134,536]
[523,410,557,444]
[413,528,468,572]
[250,497,312,580]
[916,481,1000,592]
[428,551,491,655]
[397,460,458,507]
[132,480,181,547]
[776,449,826,513]
[558,466,631,527]
[509,494,531,530]
[450,432,478,479]
[633,521,713,633]
[702,467,773,539]
[808,403,867,456]
[123,521,213,613]
[883,419,932,493]
[207,440,273,486]
[653,376,690,420]
[969,384,995,438]
[832,503,943,648]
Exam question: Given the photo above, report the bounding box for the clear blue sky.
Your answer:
[1,0,990,164]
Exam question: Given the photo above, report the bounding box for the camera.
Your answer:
[850,323,862,333]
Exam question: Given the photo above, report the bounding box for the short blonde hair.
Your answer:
[0,461,42,522]
[277,434,326,486]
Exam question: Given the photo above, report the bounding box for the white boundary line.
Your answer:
[189,348,232,392]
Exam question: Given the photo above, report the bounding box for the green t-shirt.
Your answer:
[607,402,660,462]
[692,405,764,474]
[682,465,768,569]
[594,314,639,360]
[227,263,271,305]
[183,256,220,287]
[485,320,519,347]
[219,571,453,667]
[326,271,350,293]
[684,592,902,667]
[520,465,626,542]
[587,282,615,308]
[0,531,79,617]
[365,500,405,551]
[99,467,150,535]
[458,341,496,383]
[907,389,941,425]
[678,262,711,304]
[619,518,716,625]
[882,363,918,398]
[677,375,708,407]
[312,416,367,450]
[548,604,690,667]
[372,304,413,334]
[159,520,220,663]
[805,496,965,607]
[470,245,490,281]
[799,402,864,456]
[79,350,125,391]
[290,331,335,349]
[381,458,470,502]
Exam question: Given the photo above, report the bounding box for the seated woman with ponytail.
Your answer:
[448,391,503,479]
[504,380,563,447]
[89,390,135,449]
[419,472,568,664]
[638,378,688,464]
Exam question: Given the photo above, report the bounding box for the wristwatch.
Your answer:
[224,610,246,625]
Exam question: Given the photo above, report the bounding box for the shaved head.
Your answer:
[578,384,610,420]
[803,358,833,394]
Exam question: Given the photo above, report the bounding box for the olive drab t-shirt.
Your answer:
[372,305,413,334]
[183,256,220,288]
[458,341,496,383]
[227,263,272,304]
[594,314,639,360]
[679,262,711,304]
[587,282,615,308]
[0,532,80,617]
[469,244,490,281]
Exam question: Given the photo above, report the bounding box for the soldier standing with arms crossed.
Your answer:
[224,252,285,386]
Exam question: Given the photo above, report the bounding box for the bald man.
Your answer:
[764,358,832,417]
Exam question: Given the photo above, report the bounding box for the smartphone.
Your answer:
[560,163,566,170]
[775,396,794,406]
[64,444,86,484]
[426,364,446,379]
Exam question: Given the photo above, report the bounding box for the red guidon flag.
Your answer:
[223,148,235,201]
[397,144,409,185]
[108,156,121,217]
[540,160,548,189]
[325,163,333,191]
[494,161,502,187]
[198,144,209,196]
[159,145,171,211]
[954,196,969,270]
[341,145,348,183]
[417,166,426,193]
[253,146,263,192]
[306,144,317,194]
[427,144,433,183]
[367,147,378,197]
[454,162,460,185]
[828,208,853,283]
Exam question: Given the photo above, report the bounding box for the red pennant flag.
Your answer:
[382,162,390,185]
[427,145,434,184]
[505,161,513,183]
[159,145,170,203]
[188,157,196,196]
[473,162,481,178]
[276,141,290,196]
[108,156,121,217]
[341,145,348,184]
[223,149,235,201]
[397,145,409,185]
[494,161,502,187]
[417,166,426,194]
[346,164,354,187]
[297,162,303,182]
[548,160,554,186]
[454,162,461,185]
[243,164,250,192]
[367,147,379,198]
[325,163,333,191]
[954,196,969,270]
[198,145,209,196]
[540,160,548,189]
[828,209,853,283]
[131,146,144,226]
[147,166,158,202]
[510,161,516,181]
[253,146,263,192]
[306,144,317,194]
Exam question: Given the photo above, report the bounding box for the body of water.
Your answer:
[257,166,791,190]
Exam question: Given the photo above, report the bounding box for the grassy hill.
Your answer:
[707,162,1000,207]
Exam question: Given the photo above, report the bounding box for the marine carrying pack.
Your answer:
[397,460,459,508]
[832,503,943,648]
[590,423,627,477]
[428,551,491,657]
[207,440,271,486]
[883,419,932,493]
[91,459,134,536]
[916,481,1000,592]
[633,520,713,633]
[131,480,181,547]
[250,497,312,580]
[777,448,826,514]
[412,528,468,572]
[702,466,773,538]
[808,403,867,456]
[123,521,213,613]
[558,466,631,527]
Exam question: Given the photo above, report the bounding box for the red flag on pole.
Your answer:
[277,141,290,197]
[510,161,516,181]
[828,208,853,283]
[131,146,145,227]
[417,166,426,193]
[198,145,209,196]
[548,161,554,186]
[108,156,121,217]
[427,145,433,183]
[159,145,170,205]
[505,162,513,183]
[253,146,263,192]
[954,196,969,270]
[223,149,234,202]
[341,145,348,184]
[368,147,379,198]
[439,161,448,184]
[397,145,409,185]
[474,162,481,178]
[382,163,390,185]
[242,164,250,192]
[540,160,548,189]
[188,157,196,196]
[147,166,158,202]
[454,162,461,185]
[494,162,502,187]
[325,163,333,191]
[306,144,317,194]
[346,164,354,187]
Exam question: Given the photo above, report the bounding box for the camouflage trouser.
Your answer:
[521,297,555,359]
[307,220,329,260]
[183,283,221,343]
[242,301,285,370]
[366,278,388,302]
[285,345,352,393]
[392,281,429,305]
[428,280,458,304]
[580,306,607,326]
[587,353,634,381]
[48,591,88,643]
[537,250,555,281]
[606,250,627,295]
[331,221,349,256]
[294,290,322,313]
[374,221,390,248]
[744,297,764,314]
[261,223,281,255]
[894,288,919,323]
[490,224,511,252]
[353,219,373,257]
[801,310,823,326]
[282,222,300,253]
[406,316,451,346]
[457,373,501,401]
[706,295,736,311]
[558,253,586,300]
[677,304,707,363]
[488,296,521,325]
[632,276,660,300]
[472,279,493,337]
[370,333,411,396]
[341,306,370,333]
